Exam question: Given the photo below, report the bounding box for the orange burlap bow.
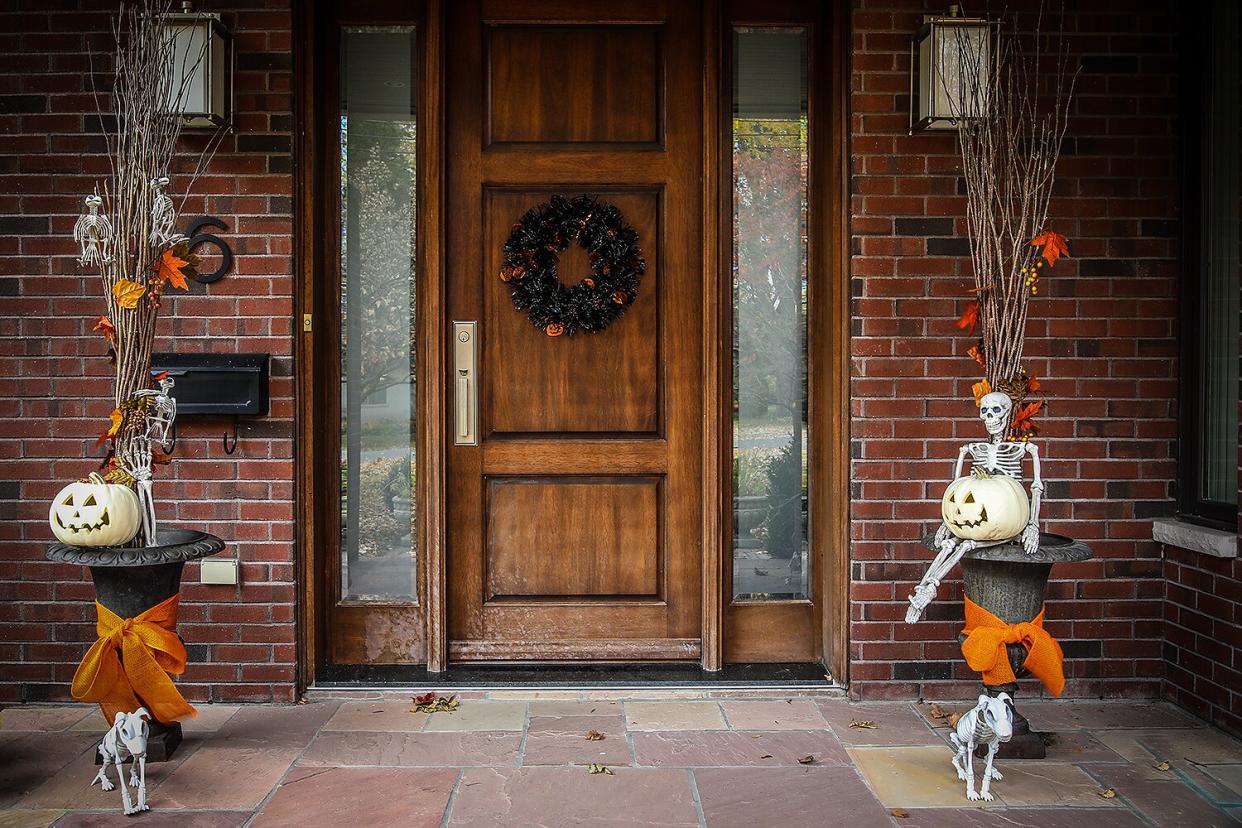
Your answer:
[70,593,197,723]
[960,595,1065,697]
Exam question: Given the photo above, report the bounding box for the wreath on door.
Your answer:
[499,195,645,337]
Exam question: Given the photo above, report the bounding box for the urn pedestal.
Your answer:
[47,528,225,761]
[922,532,1093,759]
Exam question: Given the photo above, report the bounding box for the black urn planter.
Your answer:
[922,532,1093,759]
[46,528,224,761]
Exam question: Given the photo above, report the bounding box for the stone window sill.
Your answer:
[1152,517,1238,559]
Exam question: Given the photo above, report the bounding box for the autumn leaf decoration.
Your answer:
[152,241,200,294]
[93,315,116,346]
[954,300,980,335]
[1029,229,1070,267]
[1010,400,1043,441]
[112,279,146,310]
[96,407,124,446]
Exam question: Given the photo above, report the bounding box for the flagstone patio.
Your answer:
[1,695,1239,827]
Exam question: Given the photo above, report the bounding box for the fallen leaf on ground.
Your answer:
[411,694,459,714]
[1153,761,1171,771]
[585,730,605,741]
[947,712,962,727]
[891,809,909,819]
[848,720,878,729]
[759,753,773,759]
[927,703,948,720]
[797,755,815,765]
[587,763,613,775]
[1097,788,1117,799]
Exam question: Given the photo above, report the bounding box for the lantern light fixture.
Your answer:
[909,4,994,133]
[159,1,232,129]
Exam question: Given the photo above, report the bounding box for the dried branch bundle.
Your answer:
[79,0,223,542]
[948,5,1078,405]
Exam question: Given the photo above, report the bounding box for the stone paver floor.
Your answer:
[2,694,1240,826]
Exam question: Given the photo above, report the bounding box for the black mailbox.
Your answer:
[151,353,270,416]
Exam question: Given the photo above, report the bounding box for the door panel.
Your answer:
[485,188,660,434]
[447,0,702,660]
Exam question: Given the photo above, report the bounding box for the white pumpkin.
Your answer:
[49,473,141,547]
[940,469,1030,542]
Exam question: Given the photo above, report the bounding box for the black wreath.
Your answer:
[499,195,645,336]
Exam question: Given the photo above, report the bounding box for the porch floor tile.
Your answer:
[3,695,1240,826]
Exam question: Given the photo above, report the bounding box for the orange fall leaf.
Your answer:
[93,315,116,346]
[972,379,992,406]
[1029,229,1070,267]
[154,248,191,291]
[954,300,980,334]
[1011,400,1043,431]
[112,278,147,309]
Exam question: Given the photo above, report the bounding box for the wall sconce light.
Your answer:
[159,2,232,129]
[910,5,993,133]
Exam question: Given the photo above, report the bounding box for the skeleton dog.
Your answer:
[950,693,1014,801]
[91,707,151,815]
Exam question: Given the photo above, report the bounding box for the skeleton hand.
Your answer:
[966,789,982,801]
[934,522,953,547]
[1021,521,1039,555]
[988,768,1003,780]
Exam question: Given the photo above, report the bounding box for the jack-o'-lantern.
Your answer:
[941,469,1029,542]
[49,473,141,547]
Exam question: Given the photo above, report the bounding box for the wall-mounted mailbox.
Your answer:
[151,352,270,416]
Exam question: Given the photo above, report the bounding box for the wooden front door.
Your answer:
[445,0,703,660]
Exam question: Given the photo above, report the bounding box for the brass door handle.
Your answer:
[453,321,477,445]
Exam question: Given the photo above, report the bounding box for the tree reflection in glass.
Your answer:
[339,28,418,601]
[732,28,809,601]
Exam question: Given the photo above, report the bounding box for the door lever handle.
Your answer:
[453,321,477,445]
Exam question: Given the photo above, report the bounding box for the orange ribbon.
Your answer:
[961,595,1065,697]
[70,593,197,723]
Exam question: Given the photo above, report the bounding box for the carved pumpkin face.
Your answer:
[49,473,141,547]
[941,469,1029,541]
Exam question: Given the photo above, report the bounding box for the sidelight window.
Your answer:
[338,27,419,601]
[731,27,810,601]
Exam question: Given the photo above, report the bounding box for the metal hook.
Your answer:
[222,418,238,455]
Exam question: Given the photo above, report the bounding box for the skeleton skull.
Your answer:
[978,392,1013,437]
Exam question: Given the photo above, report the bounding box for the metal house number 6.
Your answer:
[183,216,234,284]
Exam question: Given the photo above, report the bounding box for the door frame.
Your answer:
[294,0,850,683]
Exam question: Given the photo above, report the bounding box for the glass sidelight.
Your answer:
[338,26,418,601]
[731,27,809,601]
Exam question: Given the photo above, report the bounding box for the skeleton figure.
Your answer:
[149,176,178,246]
[950,693,1014,802]
[119,377,177,543]
[143,376,177,451]
[905,391,1044,623]
[73,192,113,266]
[91,707,151,816]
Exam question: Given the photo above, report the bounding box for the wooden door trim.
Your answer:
[297,0,447,678]
[822,0,850,686]
[716,0,850,675]
[700,0,723,672]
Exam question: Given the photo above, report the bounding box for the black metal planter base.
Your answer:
[48,528,223,763]
[923,532,1094,761]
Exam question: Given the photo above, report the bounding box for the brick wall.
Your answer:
[847,0,1180,699]
[0,1,297,706]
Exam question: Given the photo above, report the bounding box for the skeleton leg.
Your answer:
[979,742,999,801]
[92,756,115,792]
[964,737,980,800]
[949,732,968,780]
[134,756,149,812]
[906,537,974,623]
[115,761,135,814]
